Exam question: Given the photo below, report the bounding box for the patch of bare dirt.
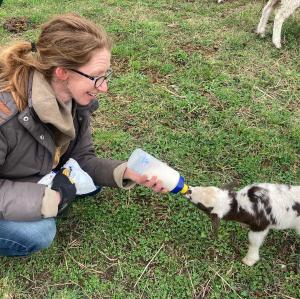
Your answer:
[111,56,129,73]
[181,43,219,57]
[142,67,165,84]
[200,89,228,111]
[3,17,30,33]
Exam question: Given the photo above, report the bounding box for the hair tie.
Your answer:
[31,42,37,53]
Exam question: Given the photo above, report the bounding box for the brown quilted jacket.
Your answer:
[0,72,132,221]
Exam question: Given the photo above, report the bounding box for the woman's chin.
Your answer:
[74,95,95,106]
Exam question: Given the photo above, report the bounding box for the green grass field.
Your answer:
[0,0,300,298]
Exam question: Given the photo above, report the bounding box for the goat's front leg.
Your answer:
[242,229,269,266]
[256,0,279,37]
[272,2,300,48]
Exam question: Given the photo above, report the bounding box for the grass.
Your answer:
[0,0,300,298]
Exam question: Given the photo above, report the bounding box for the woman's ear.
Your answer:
[54,67,69,81]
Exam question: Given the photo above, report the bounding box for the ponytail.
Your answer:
[0,42,40,111]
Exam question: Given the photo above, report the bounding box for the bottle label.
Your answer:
[140,155,150,168]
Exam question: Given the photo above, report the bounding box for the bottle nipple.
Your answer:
[180,183,189,195]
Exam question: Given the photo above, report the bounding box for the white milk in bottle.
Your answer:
[127,148,188,194]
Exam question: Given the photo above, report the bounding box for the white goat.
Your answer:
[256,0,300,48]
[185,183,300,266]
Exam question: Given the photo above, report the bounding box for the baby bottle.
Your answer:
[127,148,189,194]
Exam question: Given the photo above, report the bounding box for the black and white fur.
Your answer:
[185,183,300,266]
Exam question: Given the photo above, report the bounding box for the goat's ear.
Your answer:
[210,213,221,238]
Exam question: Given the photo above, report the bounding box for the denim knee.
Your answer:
[29,218,57,252]
[0,218,56,257]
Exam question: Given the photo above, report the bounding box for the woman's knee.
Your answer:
[0,218,56,256]
[30,218,57,252]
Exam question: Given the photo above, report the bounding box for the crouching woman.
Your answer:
[0,13,166,256]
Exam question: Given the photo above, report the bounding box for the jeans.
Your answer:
[0,218,56,256]
[0,186,102,257]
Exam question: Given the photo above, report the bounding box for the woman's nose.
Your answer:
[97,80,108,93]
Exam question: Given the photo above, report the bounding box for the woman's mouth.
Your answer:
[87,92,97,97]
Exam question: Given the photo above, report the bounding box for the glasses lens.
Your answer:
[95,77,105,88]
[95,70,112,88]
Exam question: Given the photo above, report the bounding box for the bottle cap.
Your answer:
[171,176,185,194]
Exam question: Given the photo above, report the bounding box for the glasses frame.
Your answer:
[69,68,112,88]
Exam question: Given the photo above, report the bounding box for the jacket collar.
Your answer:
[29,70,75,147]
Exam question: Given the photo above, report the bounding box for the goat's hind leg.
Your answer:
[272,1,300,48]
[256,0,279,37]
[242,229,269,266]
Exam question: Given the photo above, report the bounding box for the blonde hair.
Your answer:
[0,13,112,111]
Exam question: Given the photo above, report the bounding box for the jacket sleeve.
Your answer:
[0,128,53,221]
[66,108,135,189]
[0,179,46,221]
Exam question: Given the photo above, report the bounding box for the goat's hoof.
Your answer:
[255,30,265,38]
[242,256,258,266]
[273,42,281,49]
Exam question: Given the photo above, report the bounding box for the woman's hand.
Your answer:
[123,168,169,193]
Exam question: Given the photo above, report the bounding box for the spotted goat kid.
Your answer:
[185,184,300,266]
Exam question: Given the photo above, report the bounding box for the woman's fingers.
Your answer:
[124,168,169,194]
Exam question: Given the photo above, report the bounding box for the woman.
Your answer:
[0,13,165,256]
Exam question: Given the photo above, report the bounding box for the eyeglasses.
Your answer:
[69,68,112,88]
